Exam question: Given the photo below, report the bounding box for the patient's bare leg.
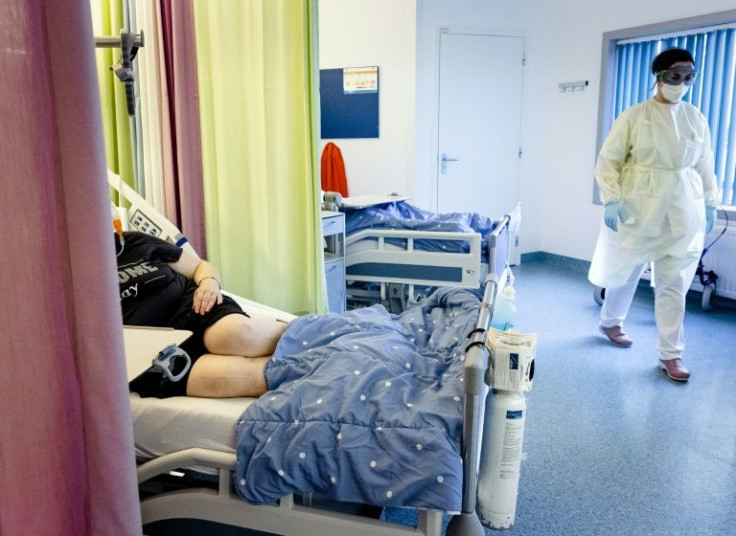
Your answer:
[186,354,270,398]
[203,314,287,357]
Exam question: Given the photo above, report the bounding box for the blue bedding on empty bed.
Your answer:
[344,201,499,254]
[234,287,482,511]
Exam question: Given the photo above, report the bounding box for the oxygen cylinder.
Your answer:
[477,389,527,529]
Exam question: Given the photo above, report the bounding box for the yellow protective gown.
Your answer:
[589,99,720,288]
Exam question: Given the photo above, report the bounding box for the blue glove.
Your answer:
[705,206,717,234]
[603,201,627,232]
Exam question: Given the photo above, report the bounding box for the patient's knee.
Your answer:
[204,314,283,357]
[186,354,269,398]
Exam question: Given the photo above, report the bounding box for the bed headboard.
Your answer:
[107,170,199,258]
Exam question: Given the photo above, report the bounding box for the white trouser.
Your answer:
[600,254,699,360]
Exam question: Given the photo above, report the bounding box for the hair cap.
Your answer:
[651,48,694,74]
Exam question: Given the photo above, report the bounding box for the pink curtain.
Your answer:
[160,0,207,257]
[0,1,142,535]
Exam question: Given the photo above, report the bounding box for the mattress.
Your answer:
[131,393,255,460]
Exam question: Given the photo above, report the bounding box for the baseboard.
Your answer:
[520,252,590,275]
[521,251,736,309]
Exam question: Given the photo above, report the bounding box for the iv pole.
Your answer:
[94,31,144,116]
[94,30,144,197]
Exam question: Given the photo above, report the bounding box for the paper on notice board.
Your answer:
[343,67,378,94]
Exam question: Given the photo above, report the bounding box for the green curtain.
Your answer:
[193,0,325,315]
[90,0,135,191]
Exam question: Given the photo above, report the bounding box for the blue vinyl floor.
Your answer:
[467,256,736,535]
[145,256,736,536]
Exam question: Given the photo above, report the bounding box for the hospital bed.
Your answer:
[111,172,515,536]
[329,193,520,312]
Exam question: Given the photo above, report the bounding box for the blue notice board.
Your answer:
[320,67,379,139]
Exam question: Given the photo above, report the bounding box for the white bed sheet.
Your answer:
[131,393,254,460]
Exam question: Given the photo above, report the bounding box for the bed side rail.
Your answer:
[448,214,510,536]
[345,229,482,288]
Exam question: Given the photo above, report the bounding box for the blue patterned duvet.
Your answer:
[234,288,481,511]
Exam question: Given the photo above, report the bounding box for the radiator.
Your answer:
[694,220,736,301]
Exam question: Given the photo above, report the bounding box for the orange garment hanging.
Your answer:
[320,142,349,197]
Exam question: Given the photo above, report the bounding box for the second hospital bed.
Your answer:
[113,174,517,536]
[331,193,520,312]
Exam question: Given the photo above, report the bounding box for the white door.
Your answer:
[436,32,524,219]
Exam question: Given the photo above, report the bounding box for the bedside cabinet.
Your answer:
[321,211,345,313]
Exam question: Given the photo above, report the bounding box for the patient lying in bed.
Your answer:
[117,231,287,398]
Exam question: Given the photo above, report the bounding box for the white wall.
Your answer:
[318,0,416,197]
[416,0,736,261]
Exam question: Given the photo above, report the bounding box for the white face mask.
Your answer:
[660,83,689,103]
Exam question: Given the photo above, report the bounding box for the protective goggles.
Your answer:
[656,67,698,86]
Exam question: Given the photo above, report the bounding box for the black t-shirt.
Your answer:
[116,232,193,327]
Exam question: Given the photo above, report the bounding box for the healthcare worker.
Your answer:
[589,48,720,382]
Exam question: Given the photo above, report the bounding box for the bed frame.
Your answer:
[110,171,511,536]
[138,449,445,536]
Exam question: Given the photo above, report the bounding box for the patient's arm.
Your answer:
[169,249,223,314]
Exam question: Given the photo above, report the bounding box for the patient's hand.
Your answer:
[193,278,223,315]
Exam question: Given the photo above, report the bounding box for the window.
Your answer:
[597,10,736,206]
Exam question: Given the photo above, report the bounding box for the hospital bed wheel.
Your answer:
[701,284,715,312]
[593,286,606,306]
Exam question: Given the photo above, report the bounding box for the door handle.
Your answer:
[441,153,460,174]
